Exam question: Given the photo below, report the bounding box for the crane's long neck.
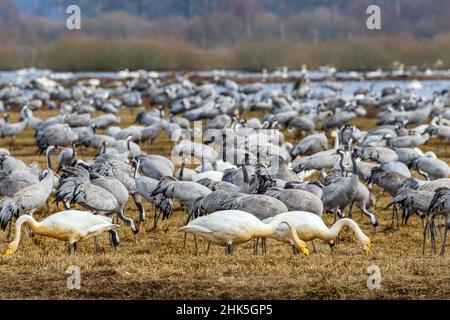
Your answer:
[222,133,227,162]
[259,216,307,253]
[351,152,358,176]
[72,143,77,158]
[347,138,353,153]
[327,218,369,245]
[134,159,140,178]
[237,164,249,193]
[338,153,345,176]
[46,150,53,170]
[42,169,55,194]
[179,161,185,180]
[117,208,135,229]
[101,143,107,155]
[242,164,249,184]
[334,132,340,149]
[127,138,132,152]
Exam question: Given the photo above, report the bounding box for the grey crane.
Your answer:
[425,124,450,155]
[151,176,212,211]
[290,133,328,158]
[20,106,42,130]
[321,150,359,222]
[264,187,323,216]
[424,187,450,255]
[284,181,324,199]
[57,142,77,173]
[0,113,27,152]
[0,145,56,239]
[36,123,78,154]
[367,167,409,197]
[0,162,40,197]
[192,191,288,220]
[292,149,340,174]
[408,156,450,180]
[131,158,173,230]
[90,154,146,223]
[384,132,429,149]
[136,154,174,180]
[0,154,26,173]
[89,114,121,129]
[55,165,140,235]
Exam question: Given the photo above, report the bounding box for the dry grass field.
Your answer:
[0,107,449,300]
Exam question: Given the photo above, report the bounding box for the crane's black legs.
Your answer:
[109,229,120,250]
[225,243,233,255]
[441,223,448,256]
[182,214,192,249]
[311,240,317,253]
[430,217,437,254]
[348,203,354,219]
[422,218,429,255]
[93,237,99,254]
[67,242,77,255]
[133,194,145,223]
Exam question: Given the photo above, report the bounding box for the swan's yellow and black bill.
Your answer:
[364,239,372,254]
[304,248,310,256]
[5,249,11,256]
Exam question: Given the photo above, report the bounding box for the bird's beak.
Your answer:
[5,249,11,256]
[363,240,372,255]
[304,248,310,256]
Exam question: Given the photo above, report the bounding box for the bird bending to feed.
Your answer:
[263,211,372,254]
[5,210,119,256]
[179,210,310,256]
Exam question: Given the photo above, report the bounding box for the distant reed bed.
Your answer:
[1,34,450,71]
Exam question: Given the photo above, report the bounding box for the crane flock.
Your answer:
[0,69,449,260]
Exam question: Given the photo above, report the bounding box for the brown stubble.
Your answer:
[0,108,448,300]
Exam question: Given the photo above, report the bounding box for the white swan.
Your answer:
[179,210,309,255]
[5,210,119,255]
[263,211,372,254]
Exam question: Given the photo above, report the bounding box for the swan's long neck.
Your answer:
[259,216,307,252]
[10,215,40,249]
[327,218,368,245]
